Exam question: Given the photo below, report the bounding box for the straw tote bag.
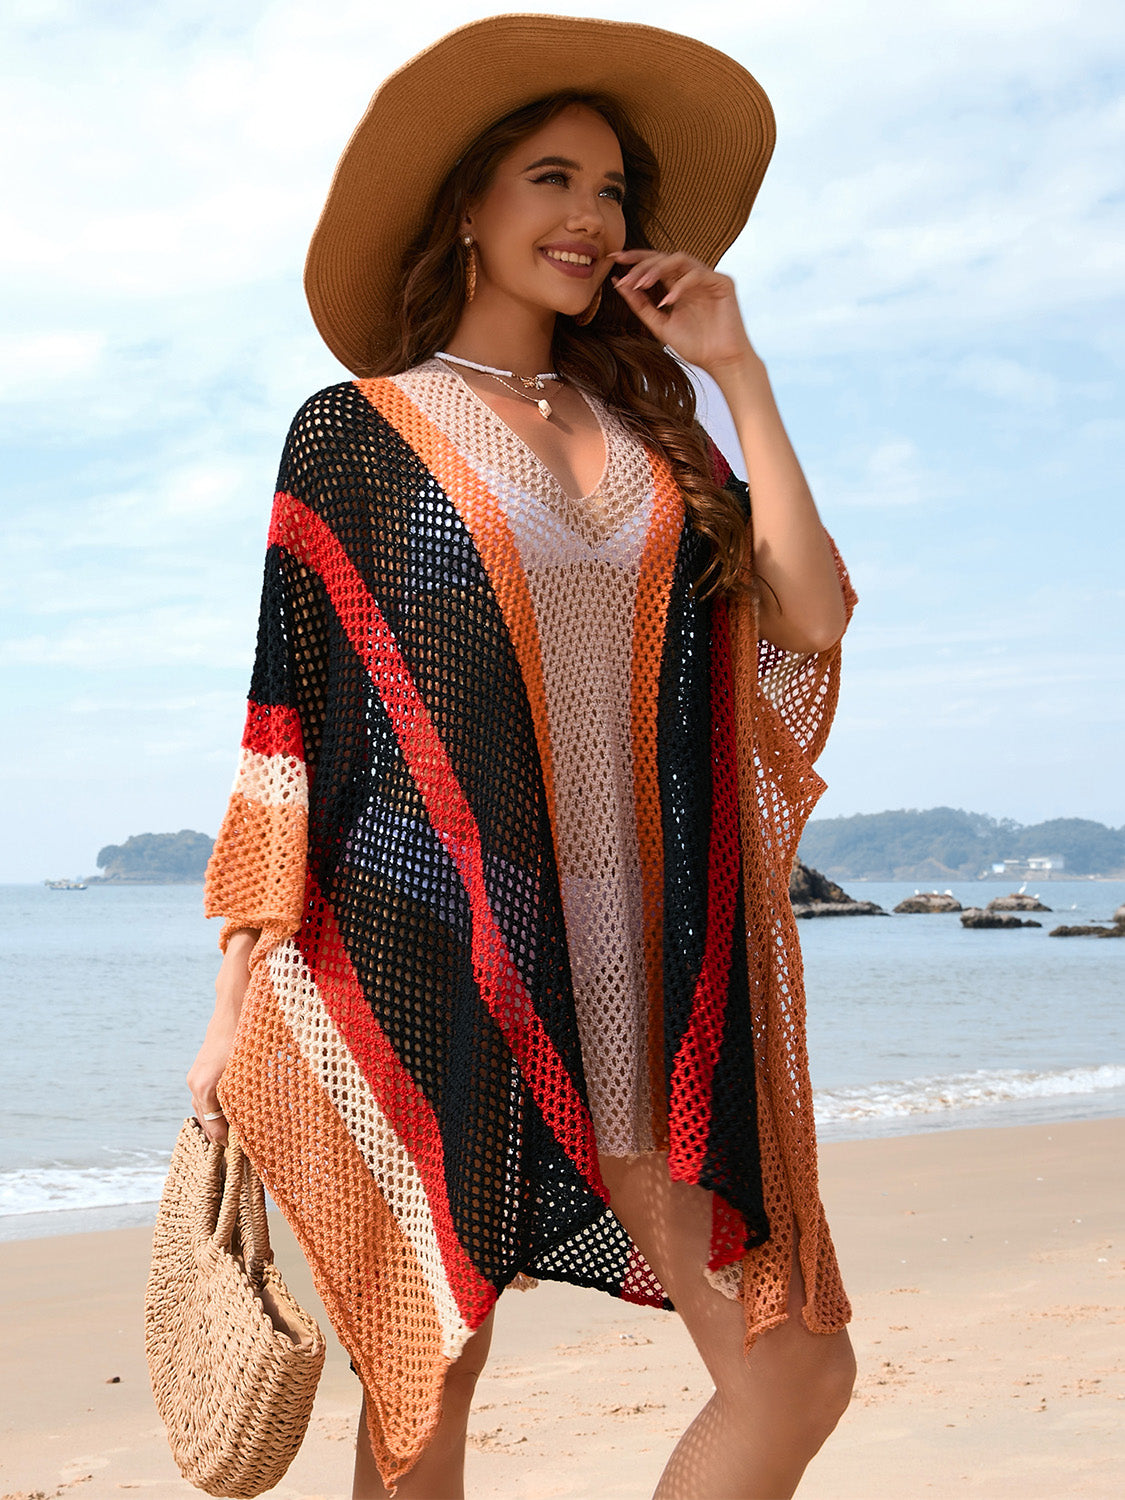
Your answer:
[145,1118,326,1497]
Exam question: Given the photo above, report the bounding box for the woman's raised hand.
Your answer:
[609,250,755,377]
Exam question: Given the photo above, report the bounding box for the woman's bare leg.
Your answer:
[599,1153,856,1500]
[352,1310,495,1500]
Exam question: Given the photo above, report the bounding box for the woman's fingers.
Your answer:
[611,278,666,339]
[610,249,734,318]
[656,265,713,308]
[193,1096,229,1144]
[609,247,750,373]
[610,249,697,294]
[188,1057,230,1142]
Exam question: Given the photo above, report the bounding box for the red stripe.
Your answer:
[270,491,604,1199]
[241,699,304,759]
[621,1242,668,1308]
[667,602,741,1184]
[298,873,493,1327]
[708,1193,747,1273]
[707,438,733,487]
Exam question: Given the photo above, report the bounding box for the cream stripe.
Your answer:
[232,747,309,809]
[266,939,471,1358]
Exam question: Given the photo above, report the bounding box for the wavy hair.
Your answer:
[369,92,749,597]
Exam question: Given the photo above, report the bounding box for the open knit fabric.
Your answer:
[394,361,657,1154]
[204,374,855,1488]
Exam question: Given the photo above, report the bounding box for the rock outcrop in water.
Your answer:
[894,891,962,913]
[789,860,887,918]
[1050,905,1125,938]
[987,892,1052,912]
[960,908,1042,929]
[1048,923,1125,938]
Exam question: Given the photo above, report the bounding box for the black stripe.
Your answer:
[278,382,606,1286]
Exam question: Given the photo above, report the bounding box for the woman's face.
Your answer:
[462,104,627,320]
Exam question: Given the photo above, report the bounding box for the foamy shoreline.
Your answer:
[1,1116,1121,1499]
[4,1066,1124,1239]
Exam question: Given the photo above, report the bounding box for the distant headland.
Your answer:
[48,809,1125,887]
[90,830,215,884]
[799,808,1125,881]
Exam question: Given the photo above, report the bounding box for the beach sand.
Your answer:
[1,1116,1121,1499]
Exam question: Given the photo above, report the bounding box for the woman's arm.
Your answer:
[186,926,260,1145]
[708,349,846,653]
[611,250,847,653]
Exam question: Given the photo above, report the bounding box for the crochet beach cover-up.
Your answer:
[204,375,855,1487]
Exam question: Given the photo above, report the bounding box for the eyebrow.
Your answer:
[522,154,627,186]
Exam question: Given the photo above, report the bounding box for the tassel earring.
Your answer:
[462,236,477,304]
[575,285,601,326]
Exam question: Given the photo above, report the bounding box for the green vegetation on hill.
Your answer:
[96,830,215,883]
[798,808,1125,880]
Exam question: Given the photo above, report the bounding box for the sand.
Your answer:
[1,1116,1121,1499]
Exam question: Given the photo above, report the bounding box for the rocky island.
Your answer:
[93,830,215,884]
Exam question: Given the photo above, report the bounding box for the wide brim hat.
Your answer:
[305,13,775,376]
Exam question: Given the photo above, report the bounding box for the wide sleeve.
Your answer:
[708,431,856,1343]
[204,456,326,966]
[708,435,856,771]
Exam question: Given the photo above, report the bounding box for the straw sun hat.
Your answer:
[305,13,775,375]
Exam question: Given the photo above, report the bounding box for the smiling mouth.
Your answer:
[543,249,596,266]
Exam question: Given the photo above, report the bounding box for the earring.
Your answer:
[462,235,477,304]
[575,285,601,326]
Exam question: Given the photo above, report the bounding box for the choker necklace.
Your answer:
[435,350,561,420]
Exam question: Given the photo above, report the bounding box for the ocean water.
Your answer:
[1,878,1122,1240]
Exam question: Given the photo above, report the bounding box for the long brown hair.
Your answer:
[370,92,749,596]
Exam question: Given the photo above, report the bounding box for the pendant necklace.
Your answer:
[436,350,561,420]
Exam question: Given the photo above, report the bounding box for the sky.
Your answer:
[2,0,1123,882]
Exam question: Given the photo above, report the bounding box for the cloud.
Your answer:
[0,607,255,670]
[951,356,1061,407]
[811,438,959,509]
[0,331,108,400]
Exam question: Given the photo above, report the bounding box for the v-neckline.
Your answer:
[432,360,610,504]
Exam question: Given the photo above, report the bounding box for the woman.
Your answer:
[188,16,856,1499]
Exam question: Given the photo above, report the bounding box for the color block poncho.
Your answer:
[204,376,855,1487]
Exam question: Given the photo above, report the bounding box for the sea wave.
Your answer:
[0,1153,170,1218]
[814,1063,1125,1122]
[2,1066,1122,1218]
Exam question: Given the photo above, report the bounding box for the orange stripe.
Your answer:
[630,452,686,1149]
[356,377,560,855]
[203,790,307,933]
[219,959,447,1487]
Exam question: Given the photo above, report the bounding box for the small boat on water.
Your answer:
[43,878,87,890]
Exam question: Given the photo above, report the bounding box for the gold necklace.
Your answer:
[435,351,561,420]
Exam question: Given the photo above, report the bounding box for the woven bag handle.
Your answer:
[236,1134,273,1284]
[210,1129,272,1286]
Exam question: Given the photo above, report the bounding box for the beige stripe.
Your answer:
[218,960,447,1480]
[267,938,472,1359]
[231,747,309,809]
